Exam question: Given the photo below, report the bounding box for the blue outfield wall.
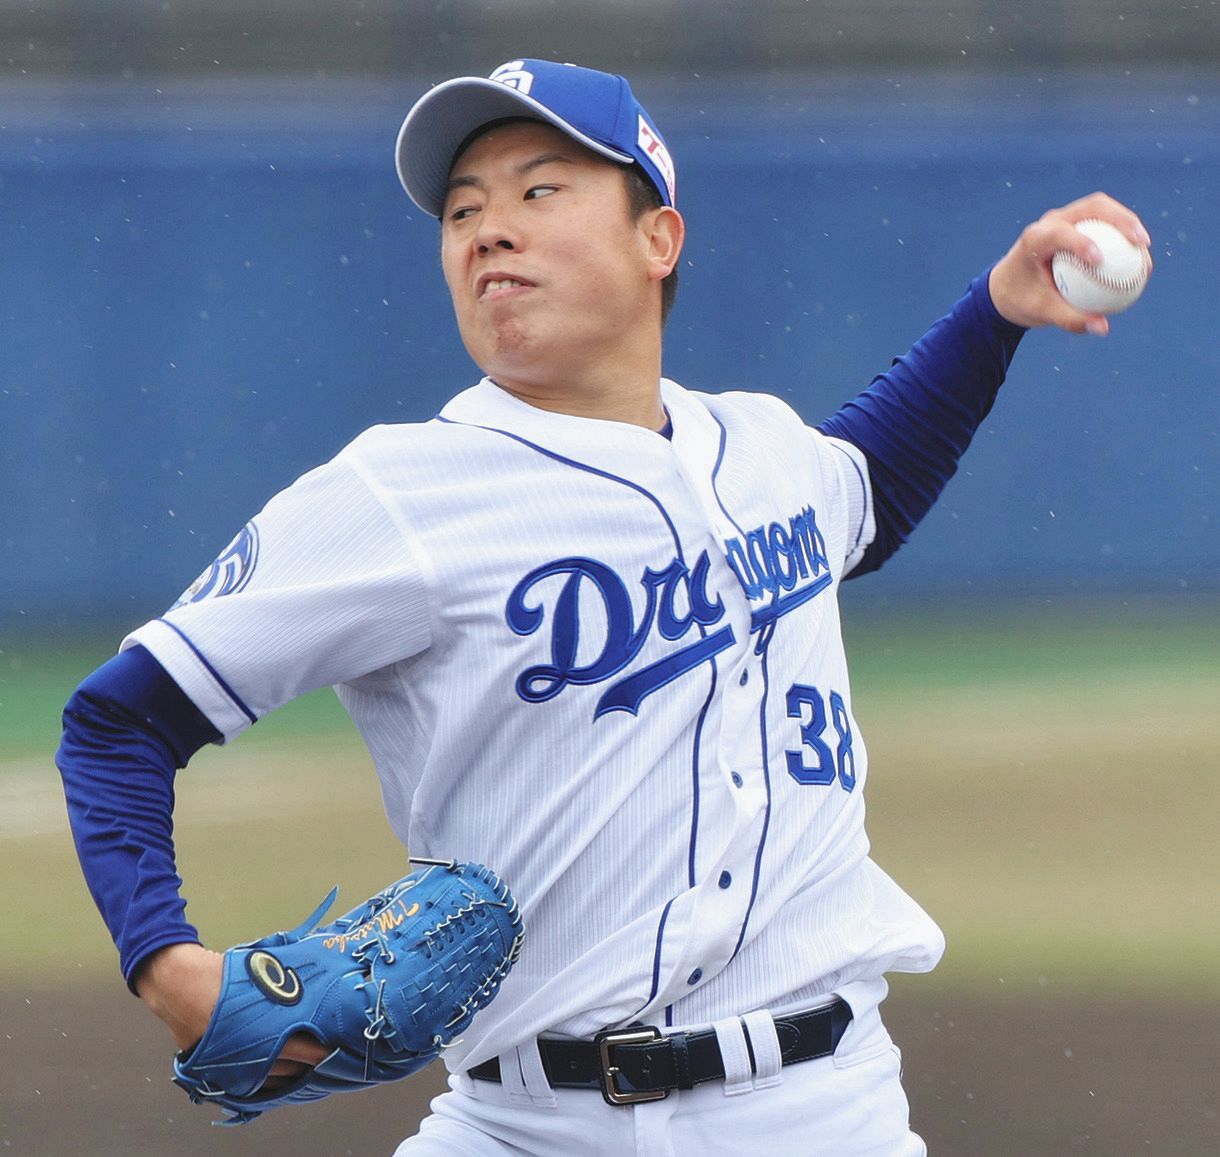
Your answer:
[1,69,1217,635]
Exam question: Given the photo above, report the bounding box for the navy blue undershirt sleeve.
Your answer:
[817,267,1026,577]
[56,644,221,989]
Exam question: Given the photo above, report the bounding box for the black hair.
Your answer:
[623,164,679,327]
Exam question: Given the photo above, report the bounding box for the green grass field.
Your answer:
[3,596,1217,998]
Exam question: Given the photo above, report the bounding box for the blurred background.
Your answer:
[2,0,1218,627]
[1,2,1217,1154]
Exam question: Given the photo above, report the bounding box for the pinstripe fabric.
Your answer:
[124,377,943,1071]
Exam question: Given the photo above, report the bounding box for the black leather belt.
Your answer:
[468,998,853,1106]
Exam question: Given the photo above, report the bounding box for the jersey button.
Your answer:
[739,670,749,686]
[718,871,732,889]
[730,771,743,788]
[687,968,703,985]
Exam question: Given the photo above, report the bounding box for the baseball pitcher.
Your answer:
[57,59,1151,1153]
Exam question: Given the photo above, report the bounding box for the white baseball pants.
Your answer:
[392,1001,926,1157]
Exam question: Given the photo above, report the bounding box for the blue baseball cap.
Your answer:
[396,59,676,218]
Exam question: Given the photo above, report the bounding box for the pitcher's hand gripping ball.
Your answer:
[172,861,524,1125]
[1052,218,1151,315]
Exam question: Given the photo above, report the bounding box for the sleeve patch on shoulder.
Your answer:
[170,522,260,610]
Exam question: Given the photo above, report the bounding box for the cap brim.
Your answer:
[396,76,634,217]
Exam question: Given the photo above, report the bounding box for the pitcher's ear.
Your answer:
[645,206,685,282]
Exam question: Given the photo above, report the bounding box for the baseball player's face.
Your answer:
[440,121,681,406]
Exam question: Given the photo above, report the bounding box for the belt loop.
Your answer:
[496,1046,532,1106]
[492,1043,559,1108]
[711,1017,753,1096]
[740,1010,783,1090]
[669,1031,694,1090]
[517,1039,559,1108]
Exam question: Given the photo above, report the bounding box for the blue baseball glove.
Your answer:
[172,860,524,1125]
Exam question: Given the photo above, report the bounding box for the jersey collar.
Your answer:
[438,378,687,478]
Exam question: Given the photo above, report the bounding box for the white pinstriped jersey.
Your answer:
[125,377,945,1069]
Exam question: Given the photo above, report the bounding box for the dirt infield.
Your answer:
[3,982,1215,1155]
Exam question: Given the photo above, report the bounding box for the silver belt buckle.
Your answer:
[593,1026,669,1106]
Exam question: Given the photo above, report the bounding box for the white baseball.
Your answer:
[1051,218,1151,315]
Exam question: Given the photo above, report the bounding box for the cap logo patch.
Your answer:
[489,61,535,95]
[637,117,676,203]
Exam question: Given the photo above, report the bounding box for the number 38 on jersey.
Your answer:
[784,682,857,791]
